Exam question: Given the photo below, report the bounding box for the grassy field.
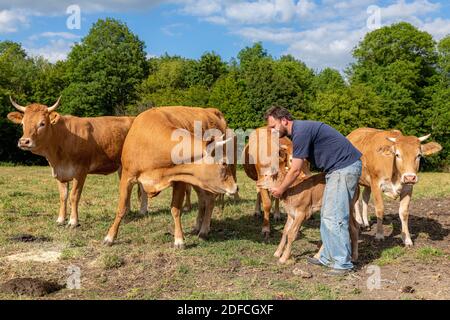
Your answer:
[0,166,449,299]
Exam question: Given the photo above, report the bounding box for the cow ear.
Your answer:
[377,145,394,156]
[421,142,442,156]
[49,111,60,125]
[7,112,23,124]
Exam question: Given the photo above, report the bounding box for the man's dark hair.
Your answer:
[264,106,293,121]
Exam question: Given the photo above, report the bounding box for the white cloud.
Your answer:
[179,0,222,16]
[29,31,81,40]
[161,23,189,36]
[202,15,228,25]
[0,1,164,15]
[176,0,317,25]
[25,38,75,62]
[225,1,278,24]
[380,0,439,20]
[198,0,448,71]
[0,9,27,33]
[234,23,367,71]
[296,0,316,18]
[420,18,450,40]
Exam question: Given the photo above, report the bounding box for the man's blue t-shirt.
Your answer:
[291,120,361,173]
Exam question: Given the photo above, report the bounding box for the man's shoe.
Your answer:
[325,268,353,276]
[306,257,324,266]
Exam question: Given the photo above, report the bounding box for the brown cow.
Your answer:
[7,97,147,228]
[347,128,442,246]
[103,106,238,247]
[243,127,300,238]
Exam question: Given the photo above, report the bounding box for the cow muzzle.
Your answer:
[18,138,35,150]
[225,184,239,196]
[401,173,418,185]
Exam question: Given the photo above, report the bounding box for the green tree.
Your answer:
[63,18,148,116]
[312,68,346,93]
[186,51,227,88]
[31,59,67,106]
[208,70,254,129]
[422,36,450,170]
[0,41,45,164]
[310,84,387,135]
[349,23,437,132]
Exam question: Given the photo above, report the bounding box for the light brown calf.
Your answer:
[259,173,360,264]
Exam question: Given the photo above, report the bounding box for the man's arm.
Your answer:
[270,158,305,198]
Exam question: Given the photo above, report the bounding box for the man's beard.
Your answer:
[278,126,288,138]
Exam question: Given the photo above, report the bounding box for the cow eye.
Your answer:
[39,121,45,127]
[395,153,400,158]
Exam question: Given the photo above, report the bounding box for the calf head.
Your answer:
[255,134,293,189]
[7,97,61,153]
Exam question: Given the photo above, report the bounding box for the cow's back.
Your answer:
[122,107,228,175]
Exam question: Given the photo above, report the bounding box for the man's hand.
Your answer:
[269,158,305,199]
[270,186,285,198]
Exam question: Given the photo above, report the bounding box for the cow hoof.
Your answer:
[67,222,80,229]
[174,239,185,249]
[274,251,282,258]
[278,257,288,264]
[103,237,114,246]
[274,214,282,222]
[56,220,65,227]
[254,212,262,218]
[363,225,371,231]
[404,238,413,247]
[375,233,385,241]
[198,232,209,240]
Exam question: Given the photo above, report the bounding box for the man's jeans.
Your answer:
[319,159,362,270]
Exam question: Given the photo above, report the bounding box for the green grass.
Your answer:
[415,246,445,262]
[0,166,448,300]
[375,246,406,266]
[409,173,450,198]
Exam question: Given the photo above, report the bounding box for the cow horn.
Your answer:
[387,137,397,143]
[418,134,431,142]
[47,96,61,112]
[9,96,26,112]
[214,136,233,148]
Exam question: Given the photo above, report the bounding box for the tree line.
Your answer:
[0,19,448,170]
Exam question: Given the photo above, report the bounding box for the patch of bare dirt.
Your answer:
[0,278,64,297]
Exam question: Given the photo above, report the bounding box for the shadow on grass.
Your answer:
[123,197,256,223]
[355,213,449,265]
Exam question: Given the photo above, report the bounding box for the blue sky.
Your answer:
[1,1,449,72]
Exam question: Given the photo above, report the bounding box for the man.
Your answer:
[265,106,362,275]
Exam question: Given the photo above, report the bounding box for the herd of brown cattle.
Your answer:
[7,98,442,264]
